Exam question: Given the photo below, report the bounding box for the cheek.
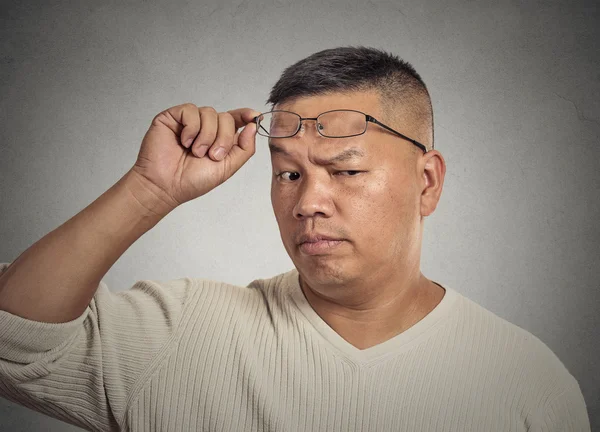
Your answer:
[352,171,418,240]
[271,184,294,229]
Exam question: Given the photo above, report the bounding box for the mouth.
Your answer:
[298,236,345,255]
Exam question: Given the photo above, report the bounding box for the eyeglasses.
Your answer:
[251,109,427,153]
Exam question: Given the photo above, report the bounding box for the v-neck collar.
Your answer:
[283,269,460,364]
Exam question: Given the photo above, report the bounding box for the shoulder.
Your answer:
[175,268,296,317]
[451,288,581,404]
[444,287,590,429]
[463,293,565,358]
[457,291,572,371]
[245,269,296,297]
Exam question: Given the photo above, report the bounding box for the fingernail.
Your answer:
[213,147,225,161]
[184,138,193,148]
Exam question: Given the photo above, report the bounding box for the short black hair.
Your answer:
[267,46,434,150]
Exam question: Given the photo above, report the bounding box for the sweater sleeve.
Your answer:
[528,374,591,432]
[0,262,197,432]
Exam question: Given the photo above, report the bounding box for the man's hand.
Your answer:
[131,104,261,211]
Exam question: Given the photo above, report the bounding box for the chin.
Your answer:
[295,258,353,288]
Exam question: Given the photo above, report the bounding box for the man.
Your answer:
[0,47,590,431]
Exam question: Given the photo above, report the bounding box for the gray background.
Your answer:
[1,0,598,430]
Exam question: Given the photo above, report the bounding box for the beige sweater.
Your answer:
[0,262,590,431]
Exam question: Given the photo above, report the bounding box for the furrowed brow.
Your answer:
[269,142,366,165]
[323,148,366,164]
[269,142,292,157]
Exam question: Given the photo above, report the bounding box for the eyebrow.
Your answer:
[269,142,366,165]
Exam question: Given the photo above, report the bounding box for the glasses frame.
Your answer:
[252,109,427,153]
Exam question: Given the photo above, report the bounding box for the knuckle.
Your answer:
[220,112,237,128]
[182,102,197,111]
[199,106,217,114]
[218,112,235,131]
[151,111,169,127]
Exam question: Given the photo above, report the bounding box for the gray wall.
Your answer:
[1,0,598,430]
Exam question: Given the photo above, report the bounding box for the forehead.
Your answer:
[269,90,391,163]
[274,90,382,117]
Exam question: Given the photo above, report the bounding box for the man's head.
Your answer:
[265,46,445,297]
[267,46,434,152]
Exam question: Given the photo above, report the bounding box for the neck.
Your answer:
[299,269,445,350]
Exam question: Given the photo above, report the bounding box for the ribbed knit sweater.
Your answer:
[0,262,590,431]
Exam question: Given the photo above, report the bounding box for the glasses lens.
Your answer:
[257,111,300,137]
[318,110,366,137]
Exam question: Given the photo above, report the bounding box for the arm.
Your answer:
[0,168,174,323]
[0,261,198,432]
[528,375,591,432]
[0,104,258,325]
[0,103,258,431]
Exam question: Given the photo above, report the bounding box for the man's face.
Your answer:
[270,90,425,290]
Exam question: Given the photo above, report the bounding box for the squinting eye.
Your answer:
[337,170,362,176]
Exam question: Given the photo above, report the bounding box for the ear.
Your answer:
[419,150,446,217]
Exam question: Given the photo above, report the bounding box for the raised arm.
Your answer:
[0,170,171,323]
[0,103,260,431]
[0,104,260,323]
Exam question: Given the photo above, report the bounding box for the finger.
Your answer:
[233,130,242,146]
[192,107,218,157]
[162,103,200,149]
[236,120,257,153]
[208,112,236,161]
[227,108,262,130]
[221,131,257,180]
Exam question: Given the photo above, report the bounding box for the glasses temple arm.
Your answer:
[366,115,427,153]
[252,117,271,136]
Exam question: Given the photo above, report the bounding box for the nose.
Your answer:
[292,172,335,220]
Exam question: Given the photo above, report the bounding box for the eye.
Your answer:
[336,170,362,176]
[276,171,301,182]
[275,170,363,182]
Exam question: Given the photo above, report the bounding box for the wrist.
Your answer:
[120,169,178,218]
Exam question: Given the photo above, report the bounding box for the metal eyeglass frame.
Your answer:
[251,109,427,153]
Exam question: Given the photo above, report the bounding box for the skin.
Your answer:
[269,90,447,350]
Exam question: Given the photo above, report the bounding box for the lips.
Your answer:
[297,233,343,245]
[297,233,346,255]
